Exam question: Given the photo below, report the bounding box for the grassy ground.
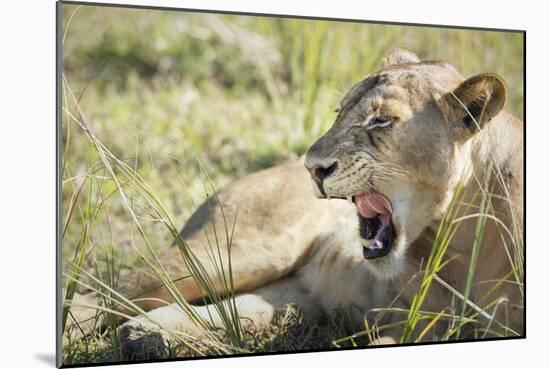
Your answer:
[60,4,524,365]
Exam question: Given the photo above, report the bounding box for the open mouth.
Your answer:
[352,193,395,260]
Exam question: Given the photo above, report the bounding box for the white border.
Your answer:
[1,1,547,368]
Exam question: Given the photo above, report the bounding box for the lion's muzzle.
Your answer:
[305,159,338,197]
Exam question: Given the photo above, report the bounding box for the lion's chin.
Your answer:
[362,234,407,280]
[365,254,405,280]
[315,190,404,275]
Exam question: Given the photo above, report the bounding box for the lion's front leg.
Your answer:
[118,295,269,360]
[118,278,321,360]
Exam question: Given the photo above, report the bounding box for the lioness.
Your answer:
[67,48,524,359]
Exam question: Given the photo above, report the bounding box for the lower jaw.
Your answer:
[362,240,392,259]
[359,215,395,259]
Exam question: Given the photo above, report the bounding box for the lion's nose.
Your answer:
[306,160,339,185]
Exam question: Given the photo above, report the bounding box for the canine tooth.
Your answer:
[361,239,374,247]
[347,196,353,203]
[327,194,331,200]
[375,240,383,249]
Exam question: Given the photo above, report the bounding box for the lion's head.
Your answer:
[304,48,507,279]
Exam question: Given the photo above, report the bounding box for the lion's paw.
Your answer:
[118,322,169,361]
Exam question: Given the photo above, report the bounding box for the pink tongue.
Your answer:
[355,192,393,225]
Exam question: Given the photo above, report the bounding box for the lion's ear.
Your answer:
[381,48,420,68]
[441,73,507,138]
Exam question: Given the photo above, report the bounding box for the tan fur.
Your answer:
[66,49,523,358]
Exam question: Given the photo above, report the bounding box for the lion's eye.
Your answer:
[334,107,342,113]
[367,115,393,129]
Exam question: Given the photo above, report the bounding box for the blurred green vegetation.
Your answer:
[62,4,523,249]
[61,4,523,363]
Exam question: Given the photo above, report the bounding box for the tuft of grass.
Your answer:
[399,176,470,343]
[63,75,251,355]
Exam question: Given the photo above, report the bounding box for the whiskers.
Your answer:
[356,151,409,181]
[324,153,409,196]
[369,161,409,181]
